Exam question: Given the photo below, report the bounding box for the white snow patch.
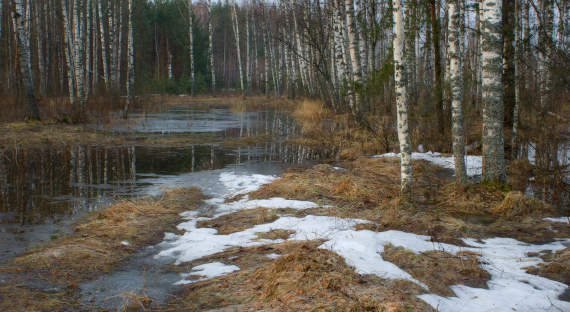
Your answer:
[544,217,570,224]
[175,262,240,285]
[158,171,570,311]
[333,167,347,171]
[120,241,130,246]
[205,196,319,217]
[219,172,276,197]
[266,253,282,259]
[374,151,483,176]
[156,215,366,265]
[419,237,570,312]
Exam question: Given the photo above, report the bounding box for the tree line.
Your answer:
[0,0,568,190]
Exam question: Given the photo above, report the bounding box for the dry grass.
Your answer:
[163,241,434,312]
[255,229,296,240]
[491,191,555,219]
[381,244,490,297]
[525,247,570,285]
[196,208,279,235]
[248,157,570,245]
[0,187,206,312]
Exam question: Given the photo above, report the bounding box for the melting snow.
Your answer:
[157,171,570,312]
[544,217,570,224]
[175,262,240,285]
[374,151,483,177]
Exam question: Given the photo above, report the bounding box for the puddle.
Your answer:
[0,104,316,263]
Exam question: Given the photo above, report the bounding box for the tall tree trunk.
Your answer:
[98,0,109,88]
[393,0,412,195]
[13,0,40,120]
[481,0,506,183]
[447,0,466,184]
[245,1,251,95]
[125,0,134,118]
[232,1,245,97]
[208,0,216,95]
[188,0,195,96]
[430,0,444,136]
[537,0,553,111]
[62,0,76,106]
[512,0,520,159]
[345,0,361,116]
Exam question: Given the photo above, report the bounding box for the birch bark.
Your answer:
[481,0,506,183]
[13,0,40,120]
[393,0,412,194]
[447,0,467,184]
[208,0,216,95]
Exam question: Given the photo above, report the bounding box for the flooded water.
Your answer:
[0,104,318,262]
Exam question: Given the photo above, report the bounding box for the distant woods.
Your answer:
[0,0,568,186]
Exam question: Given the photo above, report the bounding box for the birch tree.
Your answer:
[393,0,412,194]
[232,0,245,97]
[447,0,466,184]
[208,0,216,95]
[125,0,135,118]
[98,0,109,88]
[188,0,195,96]
[13,0,40,120]
[345,0,361,116]
[481,0,506,183]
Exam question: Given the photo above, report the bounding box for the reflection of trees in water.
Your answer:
[0,145,136,225]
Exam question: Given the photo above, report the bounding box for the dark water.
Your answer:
[0,104,317,262]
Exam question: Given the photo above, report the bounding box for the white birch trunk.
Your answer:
[245,1,251,95]
[345,0,361,115]
[232,1,245,97]
[62,0,76,106]
[125,0,134,118]
[481,0,506,183]
[447,0,467,184]
[98,0,109,88]
[208,0,216,95]
[512,0,520,159]
[13,0,40,120]
[393,0,412,194]
[188,0,195,96]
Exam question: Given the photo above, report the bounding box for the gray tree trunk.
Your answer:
[13,0,40,120]
[232,1,245,97]
[188,0,195,96]
[125,0,134,118]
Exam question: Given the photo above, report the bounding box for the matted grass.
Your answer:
[163,241,434,311]
[525,247,570,286]
[382,244,490,297]
[247,157,570,245]
[196,207,279,235]
[0,187,206,311]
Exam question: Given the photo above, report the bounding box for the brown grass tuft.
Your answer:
[382,244,490,297]
[491,191,555,219]
[525,247,570,285]
[196,208,279,235]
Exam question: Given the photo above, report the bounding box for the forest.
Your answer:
[0,0,569,311]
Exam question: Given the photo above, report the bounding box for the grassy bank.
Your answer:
[0,187,206,311]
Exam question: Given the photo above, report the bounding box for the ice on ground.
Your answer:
[374,151,483,177]
[175,262,240,285]
[544,217,570,224]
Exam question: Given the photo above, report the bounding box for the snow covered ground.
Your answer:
[155,166,570,312]
[373,151,483,177]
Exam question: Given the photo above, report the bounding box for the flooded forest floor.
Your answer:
[0,96,569,311]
